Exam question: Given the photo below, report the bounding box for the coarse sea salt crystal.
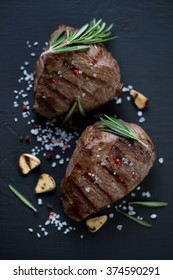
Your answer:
[37,233,41,238]
[22,94,28,98]
[122,87,129,93]
[59,158,64,165]
[37,136,42,142]
[30,53,36,57]
[137,111,143,117]
[158,157,164,164]
[38,198,43,205]
[116,97,122,104]
[109,213,114,219]
[45,143,50,151]
[150,214,157,219]
[142,191,151,198]
[64,229,70,234]
[117,225,123,231]
[51,162,57,168]
[80,235,84,239]
[13,102,18,108]
[138,117,146,123]
[131,192,136,197]
[128,205,134,211]
[146,191,151,198]
[28,228,33,233]
[126,96,131,101]
[45,220,50,226]
[128,210,136,216]
[44,231,48,236]
[22,112,28,118]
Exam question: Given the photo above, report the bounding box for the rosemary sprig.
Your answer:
[116,208,152,228]
[61,99,78,126]
[99,115,148,148]
[128,201,168,207]
[61,96,85,125]
[77,96,86,117]
[9,184,37,213]
[41,18,117,56]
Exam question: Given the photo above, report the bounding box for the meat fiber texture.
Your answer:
[61,120,156,221]
[33,25,122,118]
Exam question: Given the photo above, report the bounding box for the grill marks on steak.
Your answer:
[33,25,122,118]
[61,121,156,221]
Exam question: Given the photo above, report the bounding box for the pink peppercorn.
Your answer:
[114,158,122,165]
[92,56,97,62]
[52,78,57,85]
[116,176,125,183]
[22,105,27,111]
[73,69,79,75]
[55,54,60,61]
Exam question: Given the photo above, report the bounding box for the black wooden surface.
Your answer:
[0,0,173,260]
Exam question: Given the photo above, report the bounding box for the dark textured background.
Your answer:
[0,0,173,260]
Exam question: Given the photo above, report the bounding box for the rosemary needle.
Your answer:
[116,208,152,228]
[77,96,86,117]
[128,201,168,207]
[9,184,37,213]
[61,99,78,126]
[61,96,85,125]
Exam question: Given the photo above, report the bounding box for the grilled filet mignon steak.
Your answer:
[33,25,122,118]
[61,120,156,221]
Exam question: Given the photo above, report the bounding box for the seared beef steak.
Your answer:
[33,25,122,118]
[61,120,156,221]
